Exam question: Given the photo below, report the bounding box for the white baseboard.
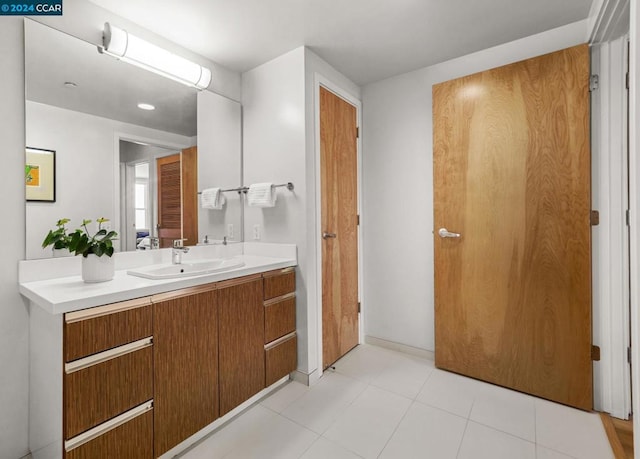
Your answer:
[291,368,320,386]
[365,335,435,361]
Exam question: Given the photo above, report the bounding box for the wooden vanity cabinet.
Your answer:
[62,299,154,459]
[56,267,296,459]
[152,284,219,457]
[263,268,298,386]
[217,274,265,416]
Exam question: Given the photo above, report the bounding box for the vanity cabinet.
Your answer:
[33,265,297,459]
[218,274,265,416]
[62,299,154,459]
[263,268,298,386]
[152,284,219,456]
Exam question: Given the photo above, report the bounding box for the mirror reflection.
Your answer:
[24,19,242,259]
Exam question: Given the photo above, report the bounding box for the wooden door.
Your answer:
[217,275,265,416]
[433,44,592,409]
[156,154,181,248]
[156,148,198,248]
[320,87,359,369]
[153,289,218,456]
[181,146,198,247]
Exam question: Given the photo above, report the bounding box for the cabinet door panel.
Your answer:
[218,278,265,416]
[64,347,152,439]
[264,295,296,343]
[65,410,153,459]
[64,301,151,362]
[265,335,297,386]
[263,268,296,300]
[154,289,218,456]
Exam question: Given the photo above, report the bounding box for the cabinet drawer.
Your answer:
[265,333,297,386]
[65,404,153,459]
[264,294,296,343]
[263,268,295,300]
[64,342,153,439]
[64,298,152,362]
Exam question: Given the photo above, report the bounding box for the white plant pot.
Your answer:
[52,248,72,258]
[82,254,115,283]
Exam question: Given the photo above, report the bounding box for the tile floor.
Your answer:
[179,344,614,459]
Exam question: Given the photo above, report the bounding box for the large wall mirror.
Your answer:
[25,19,242,259]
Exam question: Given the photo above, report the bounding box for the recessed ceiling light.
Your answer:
[63,81,77,88]
[137,103,155,111]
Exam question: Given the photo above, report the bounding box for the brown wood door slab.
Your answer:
[181,146,198,247]
[157,153,182,248]
[320,87,359,369]
[153,289,218,456]
[433,44,592,409]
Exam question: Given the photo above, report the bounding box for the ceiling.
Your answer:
[89,0,594,85]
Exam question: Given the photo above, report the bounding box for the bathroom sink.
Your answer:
[127,258,245,280]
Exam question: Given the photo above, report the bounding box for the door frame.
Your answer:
[113,132,190,253]
[313,73,363,380]
[591,36,632,419]
[628,1,640,451]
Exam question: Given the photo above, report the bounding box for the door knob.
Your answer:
[322,231,337,239]
[438,228,461,238]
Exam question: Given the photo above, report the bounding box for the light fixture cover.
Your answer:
[102,22,212,90]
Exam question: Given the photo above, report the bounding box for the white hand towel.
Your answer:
[247,183,276,207]
[201,187,226,210]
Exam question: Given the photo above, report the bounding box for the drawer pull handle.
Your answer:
[264,292,296,306]
[65,400,153,452]
[265,331,297,351]
[65,337,152,374]
[65,297,151,323]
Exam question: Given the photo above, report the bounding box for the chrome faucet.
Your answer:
[148,237,159,250]
[172,239,189,264]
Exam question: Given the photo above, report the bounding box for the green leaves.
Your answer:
[42,217,118,257]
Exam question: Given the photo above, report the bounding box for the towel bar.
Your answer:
[197,182,294,195]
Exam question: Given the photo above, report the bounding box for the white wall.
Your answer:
[242,47,360,377]
[26,101,192,259]
[197,90,242,243]
[0,16,29,459]
[242,47,309,370]
[361,19,590,352]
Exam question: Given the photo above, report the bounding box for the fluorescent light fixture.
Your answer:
[101,22,212,90]
[137,103,155,111]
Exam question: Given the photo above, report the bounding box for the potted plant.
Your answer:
[42,218,118,282]
[41,218,72,257]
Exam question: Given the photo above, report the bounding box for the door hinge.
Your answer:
[590,74,599,92]
[357,214,360,226]
[592,345,601,361]
[626,72,630,90]
[627,209,630,226]
[628,346,632,364]
[358,302,361,313]
[591,210,600,226]
[356,127,360,139]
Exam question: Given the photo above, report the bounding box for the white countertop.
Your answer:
[19,243,297,315]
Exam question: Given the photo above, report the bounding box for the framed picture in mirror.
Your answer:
[26,147,56,202]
